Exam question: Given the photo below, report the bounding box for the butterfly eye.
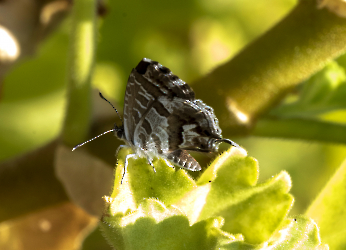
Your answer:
[117,130,123,138]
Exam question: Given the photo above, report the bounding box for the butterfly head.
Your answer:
[113,124,125,140]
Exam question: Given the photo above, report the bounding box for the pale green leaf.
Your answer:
[306,159,346,250]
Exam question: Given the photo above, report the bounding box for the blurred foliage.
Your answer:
[2,0,346,249]
[271,60,346,118]
[307,158,346,249]
[0,0,296,160]
[250,56,346,215]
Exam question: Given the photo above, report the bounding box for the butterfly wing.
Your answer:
[160,97,223,153]
[127,58,223,171]
[123,58,196,144]
[133,96,223,171]
[123,69,154,145]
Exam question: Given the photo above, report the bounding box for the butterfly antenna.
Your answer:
[99,92,123,122]
[215,138,241,149]
[72,129,115,151]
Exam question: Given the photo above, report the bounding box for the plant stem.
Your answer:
[62,0,96,146]
[194,0,346,136]
[253,117,346,145]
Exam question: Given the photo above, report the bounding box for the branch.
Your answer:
[194,0,346,136]
[253,116,346,145]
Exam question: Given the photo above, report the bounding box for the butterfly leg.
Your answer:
[163,159,175,169]
[121,153,136,184]
[147,157,156,173]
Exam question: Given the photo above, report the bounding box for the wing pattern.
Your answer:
[123,58,224,171]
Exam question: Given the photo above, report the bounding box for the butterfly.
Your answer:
[73,58,240,181]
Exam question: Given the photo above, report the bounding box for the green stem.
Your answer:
[253,117,346,145]
[194,0,346,136]
[62,0,97,146]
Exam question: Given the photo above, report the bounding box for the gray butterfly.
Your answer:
[73,58,240,180]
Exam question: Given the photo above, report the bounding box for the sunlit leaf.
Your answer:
[306,159,346,249]
[99,147,323,249]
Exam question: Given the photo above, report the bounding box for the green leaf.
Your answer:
[110,147,196,206]
[258,216,328,250]
[195,149,293,244]
[219,216,328,249]
[271,61,346,118]
[254,61,346,145]
[306,159,346,249]
[299,61,346,107]
[101,198,245,250]
[101,147,326,249]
